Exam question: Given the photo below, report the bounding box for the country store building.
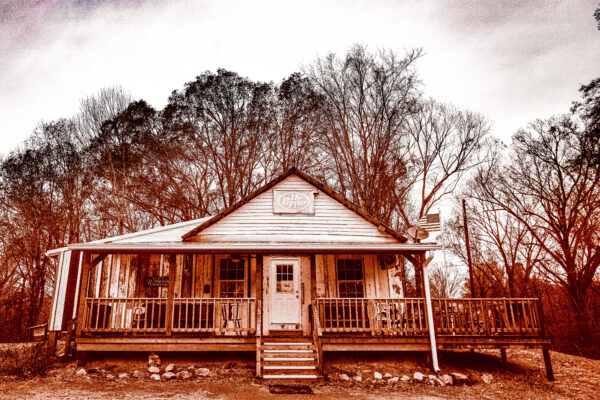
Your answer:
[46,168,553,381]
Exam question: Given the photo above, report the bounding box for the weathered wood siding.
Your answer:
[191,175,399,243]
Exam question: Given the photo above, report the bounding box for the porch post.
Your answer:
[165,254,176,336]
[75,252,91,337]
[422,253,440,373]
[256,254,263,378]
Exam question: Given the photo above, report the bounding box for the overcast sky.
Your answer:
[0,0,599,155]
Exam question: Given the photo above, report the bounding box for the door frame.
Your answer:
[267,257,302,330]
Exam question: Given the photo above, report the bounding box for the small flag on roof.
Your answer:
[417,213,441,232]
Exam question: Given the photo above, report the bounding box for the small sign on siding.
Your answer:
[273,190,315,214]
[144,276,169,287]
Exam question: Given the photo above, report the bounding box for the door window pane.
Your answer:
[276,264,294,293]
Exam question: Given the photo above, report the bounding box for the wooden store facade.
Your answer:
[46,168,553,381]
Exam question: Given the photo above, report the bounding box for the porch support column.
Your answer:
[165,254,176,336]
[256,254,263,378]
[422,257,440,373]
[72,252,85,320]
[75,252,91,337]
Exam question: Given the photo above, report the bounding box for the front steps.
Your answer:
[258,337,322,383]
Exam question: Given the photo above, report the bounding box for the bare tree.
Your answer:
[304,44,422,226]
[471,115,600,338]
[163,69,272,209]
[404,99,489,223]
[262,73,325,177]
[77,86,132,145]
[428,260,465,298]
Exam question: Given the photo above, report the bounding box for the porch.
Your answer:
[75,297,548,351]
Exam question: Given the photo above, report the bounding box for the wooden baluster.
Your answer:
[521,300,531,334]
[97,298,101,331]
[105,299,111,331]
[212,299,217,334]
[333,299,340,332]
[345,298,349,331]
[198,299,208,331]
[507,299,515,334]
[409,299,415,335]
[468,300,475,334]
[360,299,365,331]
[481,300,490,336]
[531,299,540,334]
[418,300,424,334]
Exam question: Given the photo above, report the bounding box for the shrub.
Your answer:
[0,342,56,377]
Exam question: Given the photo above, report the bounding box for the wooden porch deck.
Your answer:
[74,297,550,352]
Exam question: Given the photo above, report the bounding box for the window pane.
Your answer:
[276,264,294,293]
[219,257,245,298]
[337,258,364,298]
[219,282,244,298]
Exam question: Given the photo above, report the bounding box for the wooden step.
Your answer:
[263,349,315,354]
[263,342,312,346]
[262,345,315,351]
[263,374,318,380]
[257,336,321,381]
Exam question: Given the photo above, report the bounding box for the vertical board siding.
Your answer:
[301,256,311,335]
[50,251,71,331]
[325,255,337,297]
[194,175,399,244]
[174,255,184,297]
[376,256,391,298]
[250,257,257,299]
[315,255,326,297]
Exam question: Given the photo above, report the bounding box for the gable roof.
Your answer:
[181,167,407,243]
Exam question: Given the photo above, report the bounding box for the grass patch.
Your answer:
[0,342,56,377]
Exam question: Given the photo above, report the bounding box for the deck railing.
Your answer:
[81,297,256,335]
[82,297,168,333]
[316,298,428,335]
[432,298,541,336]
[172,298,256,335]
[315,298,542,337]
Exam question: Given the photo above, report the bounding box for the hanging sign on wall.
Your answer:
[273,189,315,214]
[144,276,169,287]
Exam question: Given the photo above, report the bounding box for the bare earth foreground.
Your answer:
[0,349,598,400]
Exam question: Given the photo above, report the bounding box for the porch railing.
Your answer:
[81,297,256,335]
[172,298,256,335]
[82,298,168,333]
[316,298,428,335]
[432,298,541,336]
[315,298,542,337]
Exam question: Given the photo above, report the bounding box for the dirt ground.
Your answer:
[0,348,598,400]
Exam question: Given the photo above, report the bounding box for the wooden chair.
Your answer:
[221,302,241,335]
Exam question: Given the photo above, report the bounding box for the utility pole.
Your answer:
[462,199,476,297]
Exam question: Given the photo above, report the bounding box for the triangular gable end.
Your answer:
[181,168,406,244]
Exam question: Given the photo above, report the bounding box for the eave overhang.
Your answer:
[65,242,440,254]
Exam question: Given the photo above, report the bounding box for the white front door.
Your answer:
[269,258,301,325]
